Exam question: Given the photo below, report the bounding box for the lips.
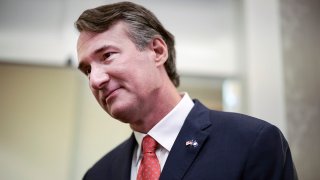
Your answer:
[102,87,121,104]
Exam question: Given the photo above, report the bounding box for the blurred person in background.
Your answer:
[75,1,297,180]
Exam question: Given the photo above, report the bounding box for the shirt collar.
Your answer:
[133,92,194,164]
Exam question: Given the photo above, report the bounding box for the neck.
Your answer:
[130,81,181,133]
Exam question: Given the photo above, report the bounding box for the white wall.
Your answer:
[0,0,240,77]
[243,0,286,135]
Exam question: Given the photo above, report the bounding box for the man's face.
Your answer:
[77,21,163,123]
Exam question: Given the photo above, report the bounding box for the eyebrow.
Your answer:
[93,45,109,55]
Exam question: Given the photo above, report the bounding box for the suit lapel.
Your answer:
[160,101,212,180]
[111,133,136,180]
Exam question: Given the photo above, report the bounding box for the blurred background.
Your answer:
[0,0,319,179]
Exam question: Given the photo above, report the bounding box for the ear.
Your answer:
[149,36,168,66]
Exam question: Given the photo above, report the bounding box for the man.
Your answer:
[76,1,297,180]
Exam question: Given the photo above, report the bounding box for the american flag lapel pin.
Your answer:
[186,139,198,148]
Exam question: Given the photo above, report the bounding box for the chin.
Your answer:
[107,102,135,122]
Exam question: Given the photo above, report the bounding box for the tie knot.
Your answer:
[142,135,158,154]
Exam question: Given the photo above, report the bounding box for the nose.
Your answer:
[89,65,110,90]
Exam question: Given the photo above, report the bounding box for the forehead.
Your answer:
[76,21,131,58]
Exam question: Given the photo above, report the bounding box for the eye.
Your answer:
[82,66,91,76]
[78,63,91,76]
[102,52,116,61]
[85,67,91,75]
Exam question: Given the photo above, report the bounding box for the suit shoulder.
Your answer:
[217,109,280,132]
[193,100,273,131]
[212,110,273,129]
[207,109,286,145]
[190,100,279,138]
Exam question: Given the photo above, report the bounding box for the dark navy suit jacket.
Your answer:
[83,100,297,180]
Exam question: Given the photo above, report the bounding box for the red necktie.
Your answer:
[137,135,161,180]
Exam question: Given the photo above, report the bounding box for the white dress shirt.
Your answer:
[130,93,194,180]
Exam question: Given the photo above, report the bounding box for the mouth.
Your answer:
[102,87,121,104]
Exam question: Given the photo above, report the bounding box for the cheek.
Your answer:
[118,53,160,92]
[131,71,161,98]
[90,89,100,101]
[132,59,159,81]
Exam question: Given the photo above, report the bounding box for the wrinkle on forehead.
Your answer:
[77,31,98,52]
[76,21,134,64]
[77,21,131,52]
